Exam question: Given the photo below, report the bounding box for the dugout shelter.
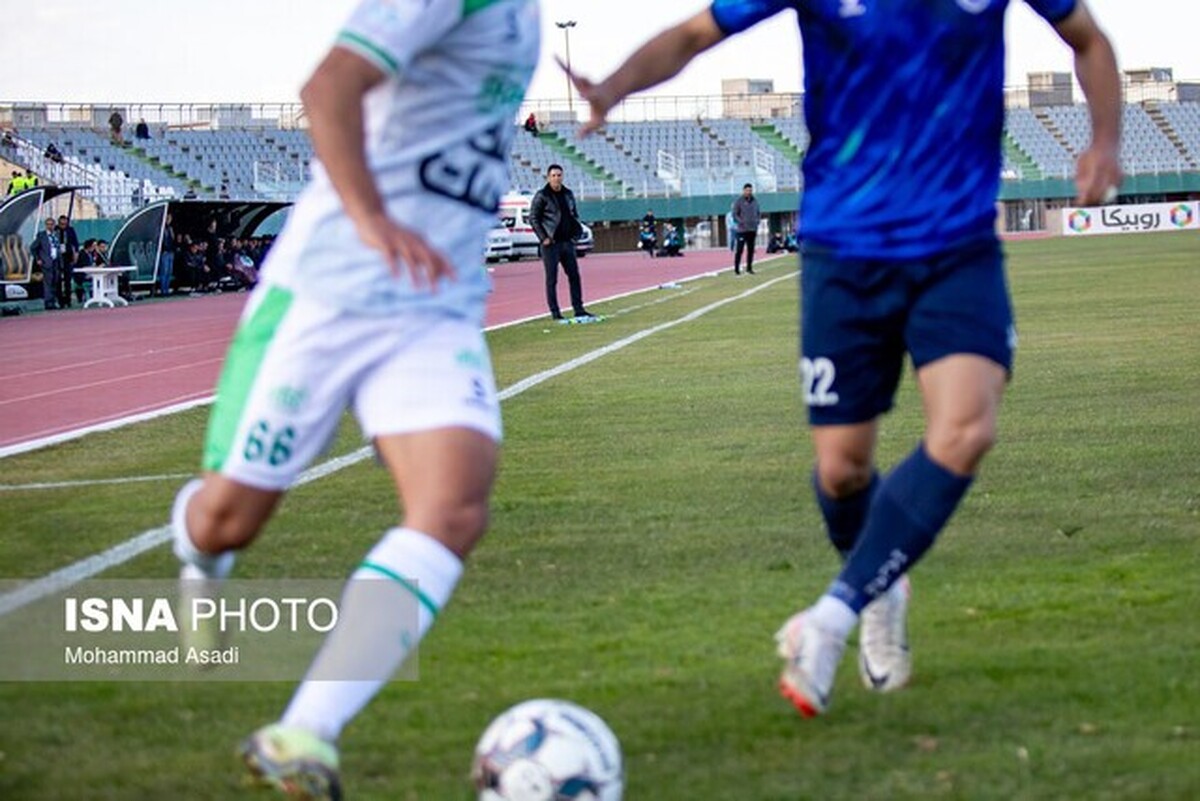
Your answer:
[0,185,86,297]
[109,199,291,289]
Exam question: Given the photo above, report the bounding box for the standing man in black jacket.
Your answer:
[529,164,595,321]
[731,182,761,275]
[56,215,80,306]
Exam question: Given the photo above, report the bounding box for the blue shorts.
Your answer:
[799,237,1014,426]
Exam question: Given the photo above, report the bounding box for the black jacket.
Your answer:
[56,224,80,263]
[529,184,582,244]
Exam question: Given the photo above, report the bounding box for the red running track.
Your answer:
[0,249,755,451]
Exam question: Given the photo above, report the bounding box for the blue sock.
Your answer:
[812,470,879,558]
[829,445,972,613]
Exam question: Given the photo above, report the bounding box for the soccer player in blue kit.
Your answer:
[570,0,1121,716]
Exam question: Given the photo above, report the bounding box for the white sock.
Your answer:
[282,527,463,742]
[171,479,234,579]
[810,594,858,640]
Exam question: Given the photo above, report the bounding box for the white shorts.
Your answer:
[203,284,501,490]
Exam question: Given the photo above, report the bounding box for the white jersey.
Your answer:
[263,0,541,321]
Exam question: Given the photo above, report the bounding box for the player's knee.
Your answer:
[188,493,261,553]
[926,417,997,473]
[450,500,490,541]
[414,499,490,557]
[815,458,873,499]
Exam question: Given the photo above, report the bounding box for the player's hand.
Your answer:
[542,237,552,247]
[1074,145,1122,206]
[559,56,612,137]
[355,211,455,289]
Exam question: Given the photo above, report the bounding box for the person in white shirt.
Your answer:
[167,1,541,797]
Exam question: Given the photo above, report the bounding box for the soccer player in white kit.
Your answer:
[168,1,541,797]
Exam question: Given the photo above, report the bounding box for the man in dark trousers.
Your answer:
[529,164,595,321]
[158,212,176,296]
[56,215,80,306]
[31,217,63,310]
[731,182,760,274]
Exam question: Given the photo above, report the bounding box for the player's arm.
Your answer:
[300,47,452,285]
[570,9,727,136]
[1053,0,1122,205]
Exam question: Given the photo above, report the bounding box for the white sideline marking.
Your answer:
[0,396,215,460]
[0,272,794,618]
[603,286,697,319]
[498,274,789,398]
[485,261,734,331]
[0,474,194,492]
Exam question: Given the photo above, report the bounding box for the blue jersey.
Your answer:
[710,0,1076,258]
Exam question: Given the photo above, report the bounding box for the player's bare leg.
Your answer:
[243,427,497,798]
[172,476,282,653]
[781,355,1005,715]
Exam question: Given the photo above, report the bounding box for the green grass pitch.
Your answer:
[0,232,1197,799]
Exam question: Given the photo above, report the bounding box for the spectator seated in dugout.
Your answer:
[220,237,259,291]
[74,239,97,302]
[184,241,215,293]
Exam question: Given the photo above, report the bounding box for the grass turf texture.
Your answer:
[0,232,1197,799]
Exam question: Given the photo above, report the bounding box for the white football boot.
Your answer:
[857,575,912,692]
[775,610,847,717]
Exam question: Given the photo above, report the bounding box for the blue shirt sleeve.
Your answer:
[1023,0,1077,25]
[710,0,795,36]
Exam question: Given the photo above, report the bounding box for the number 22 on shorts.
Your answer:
[800,357,839,407]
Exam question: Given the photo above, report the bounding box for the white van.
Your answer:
[498,192,593,260]
[499,193,540,260]
[485,220,514,262]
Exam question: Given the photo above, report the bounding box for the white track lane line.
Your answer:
[0,264,738,458]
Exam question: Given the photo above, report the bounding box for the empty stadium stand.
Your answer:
[3,99,1199,216]
[11,128,183,217]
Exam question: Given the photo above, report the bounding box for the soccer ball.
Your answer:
[472,699,624,801]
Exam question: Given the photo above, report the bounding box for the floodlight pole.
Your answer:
[556,20,577,116]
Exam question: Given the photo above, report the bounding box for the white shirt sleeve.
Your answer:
[335,0,464,76]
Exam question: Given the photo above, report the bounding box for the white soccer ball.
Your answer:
[472,699,624,801]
